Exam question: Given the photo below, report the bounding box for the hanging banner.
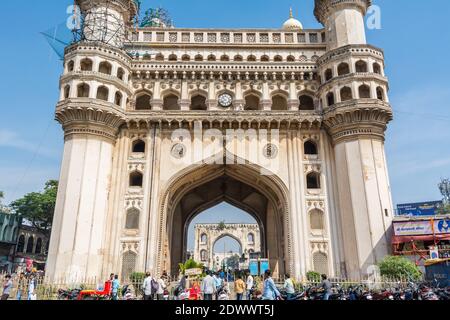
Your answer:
[393,217,450,236]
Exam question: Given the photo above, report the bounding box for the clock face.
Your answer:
[218,93,233,107]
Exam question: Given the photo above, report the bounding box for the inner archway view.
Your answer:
[188,203,262,272]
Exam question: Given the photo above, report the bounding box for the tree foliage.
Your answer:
[378,255,422,281]
[178,259,204,274]
[306,271,322,282]
[225,254,240,270]
[10,180,58,236]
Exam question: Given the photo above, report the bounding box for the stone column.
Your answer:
[46,105,123,282]
[324,104,394,279]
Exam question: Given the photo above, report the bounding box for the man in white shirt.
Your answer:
[246,271,254,300]
[142,272,153,300]
[156,276,167,300]
[201,271,216,300]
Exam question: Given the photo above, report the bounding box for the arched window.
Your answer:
[35,238,42,254]
[373,62,382,75]
[129,171,143,187]
[359,84,371,99]
[260,55,269,62]
[324,69,333,81]
[114,91,123,106]
[135,93,152,110]
[207,54,216,61]
[155,53,164,61]
[125,208,140,229]
[287,55,295,62]
[247,233,255,244]
[326,92,335,106]
[142,53,151,60]
[194,54,203,61]
[355,60,368,73]
[26,236,34,254]
[310,209,325,231]
[17,235,25,253]
[299,55,307,62]
[77,83,90,98]
[191,95,207,110]
[121,251,137,281]
[220,55,230,61]
[274,55,283,62]
[376,87,385,101]
[67,60,74,72]
[132,139,146,153]
[117,68,125,80]
[247,55,256,62]
[99,61,112,75]
[96,86,109,101]
[168,54,177,61]
[306,172,321,189]
[200,250,207,261]
[163,94,180,110]
[182,54,190,61]
[340,87,353,102]
[234,55,243,62]
[64,85,70,99]
[313,252,329,275]
[337,62,350,76]
[272,95,288,111]
[299,95,315,110]
[304,140,318,155]
[245,95,260,111]
[201,234,207,244]
[80,58,93,71]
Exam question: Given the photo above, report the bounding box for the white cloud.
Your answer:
[0,129,58,158]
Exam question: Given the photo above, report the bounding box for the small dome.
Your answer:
[282,8,303,31]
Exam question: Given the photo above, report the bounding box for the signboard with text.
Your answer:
[393,218,450,236]
[397,201,443,216]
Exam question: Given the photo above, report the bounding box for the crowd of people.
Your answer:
[1,267,334,301]
[1,272,38,301]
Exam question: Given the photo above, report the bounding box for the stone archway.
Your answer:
[193,223,262,270]
[156,157,291,278]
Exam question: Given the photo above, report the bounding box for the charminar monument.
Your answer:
[46,0,393,282]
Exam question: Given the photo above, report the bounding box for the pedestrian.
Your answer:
[246,271,254,300]
[16,273,26,301]
[1,275,13,300]
[234,274,245,300]
[189,280,201,300]
[283,274,295,300]
[142,272,153,300]
[173,274,187,300]
[201,271,216,301]
[111,275,120,300]
[320,274,332,301]
[213,272,222,300]
[156,275,166,300]
[261,270,282,300]
[27,274,36,300]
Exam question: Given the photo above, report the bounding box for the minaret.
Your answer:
[46,0,137,282]
[315,0,394,278]
[315,0,370,50]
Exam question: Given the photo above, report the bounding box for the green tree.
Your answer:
[217,221,226,231]
[378,256,422,281]
[225,254,240,270]
[306,271,321,282]
[10,180,58,236]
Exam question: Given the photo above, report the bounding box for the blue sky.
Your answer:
[0,1,449,250]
